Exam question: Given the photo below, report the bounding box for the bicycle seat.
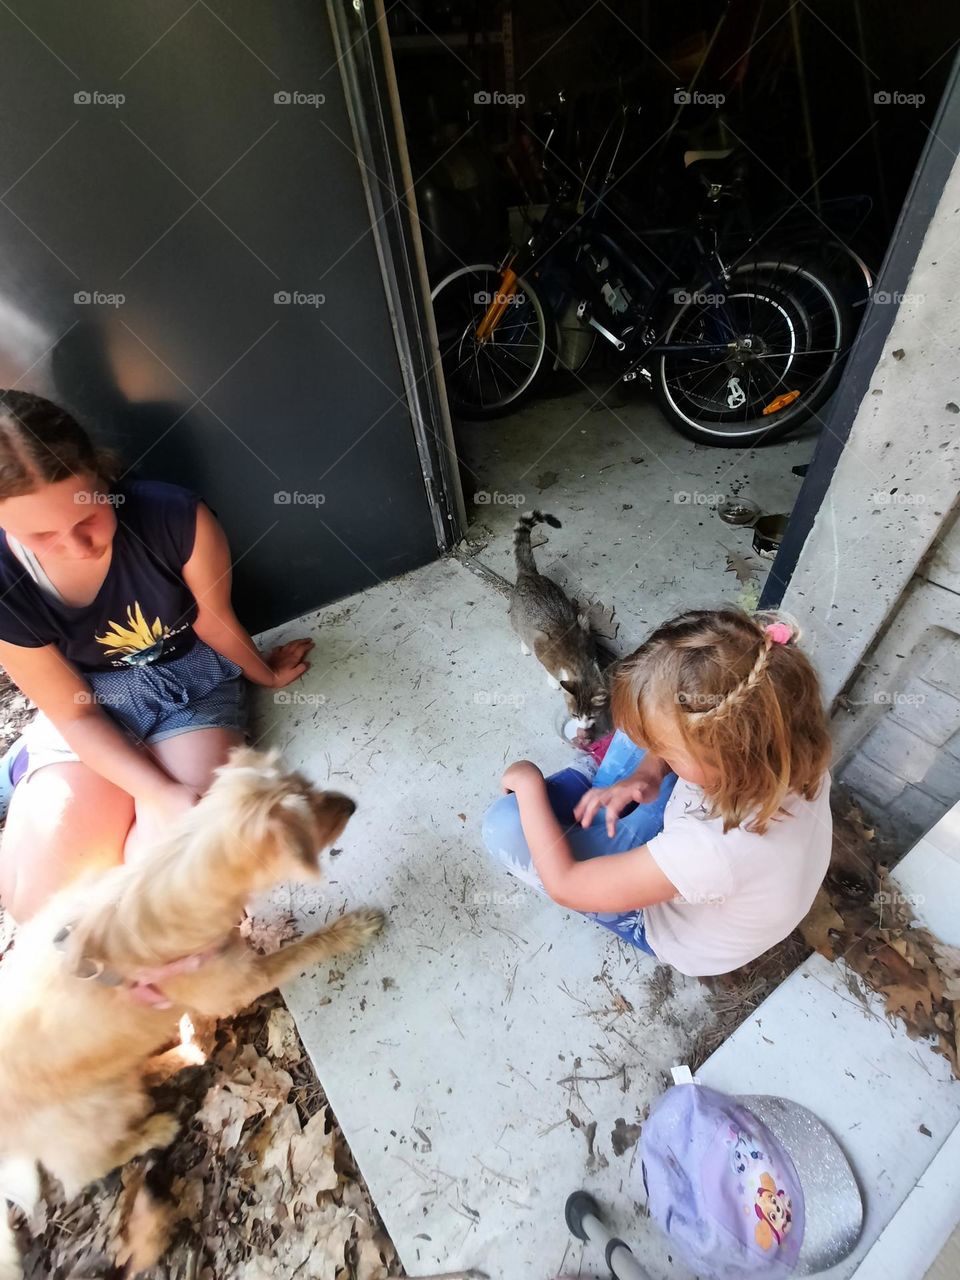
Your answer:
[683,148,748,197]
[683,148,736,167]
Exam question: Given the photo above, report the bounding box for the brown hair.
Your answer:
[611,607,831,834]
[0,390,120,500]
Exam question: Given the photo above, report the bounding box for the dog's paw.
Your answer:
[333,908,385,950]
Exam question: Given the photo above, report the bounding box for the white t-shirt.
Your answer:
[643,773,832,977]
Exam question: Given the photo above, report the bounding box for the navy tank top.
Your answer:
[0,480,202,673]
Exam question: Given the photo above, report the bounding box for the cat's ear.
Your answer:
[576,612,591,632]
[591,691,609,707]
[560,680,578,695]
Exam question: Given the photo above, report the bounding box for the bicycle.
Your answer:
[430,105,861,446]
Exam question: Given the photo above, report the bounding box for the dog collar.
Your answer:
[53,923,231,1010]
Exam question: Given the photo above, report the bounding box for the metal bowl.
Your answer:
[717,496,761,526]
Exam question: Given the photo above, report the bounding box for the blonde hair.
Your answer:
[611,607,831,834]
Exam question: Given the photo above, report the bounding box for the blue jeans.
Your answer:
[481,731,678,954]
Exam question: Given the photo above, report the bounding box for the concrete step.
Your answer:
[693,801,960,1280]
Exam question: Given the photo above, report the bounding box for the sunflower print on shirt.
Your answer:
[95,601,174,666]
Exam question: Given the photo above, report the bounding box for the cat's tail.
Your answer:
[513,511,561,576]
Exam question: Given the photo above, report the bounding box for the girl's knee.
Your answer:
[481,793,527,868]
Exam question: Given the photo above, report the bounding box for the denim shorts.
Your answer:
[481,732,678,955]
[19,639,248,782]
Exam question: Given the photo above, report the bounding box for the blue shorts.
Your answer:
[481,731,678,954]
[17,639,248,784]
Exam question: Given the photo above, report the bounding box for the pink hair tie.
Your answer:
[764,621,793,645]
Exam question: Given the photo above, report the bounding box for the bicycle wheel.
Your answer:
[430,263,556,419]
[652,260,854,446]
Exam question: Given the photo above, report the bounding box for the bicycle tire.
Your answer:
[430,263,558,420]
[651,260,855,446]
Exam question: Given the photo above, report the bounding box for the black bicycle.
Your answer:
[430,106,863,446]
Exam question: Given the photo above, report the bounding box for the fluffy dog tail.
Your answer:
[513,510,561,577]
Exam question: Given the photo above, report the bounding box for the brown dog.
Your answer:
[0,747,382,1277]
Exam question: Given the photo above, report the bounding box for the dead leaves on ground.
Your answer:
[17,994,399,1280]
[798,791,960,1080]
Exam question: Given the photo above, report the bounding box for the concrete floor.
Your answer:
[457,374,820,649]
[250,556,713,1280]
[245,394,829,1277]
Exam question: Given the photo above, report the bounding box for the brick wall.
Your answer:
[834,513,960,848]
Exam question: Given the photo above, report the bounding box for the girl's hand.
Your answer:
[574,757,666,837]
[266,638,314,688]
[501,760,544,796]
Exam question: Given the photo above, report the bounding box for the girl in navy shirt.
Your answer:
[0,391,312,921]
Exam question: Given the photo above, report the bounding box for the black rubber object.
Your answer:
[565,1190,602,1241]
[606,1237,634,1273]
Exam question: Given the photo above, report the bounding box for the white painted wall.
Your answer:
[781,154,960,845]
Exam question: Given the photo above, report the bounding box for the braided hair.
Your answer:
[612,607,831,834]
[0,390,120,499]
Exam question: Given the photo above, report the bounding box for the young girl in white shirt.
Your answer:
[482,608,833,977]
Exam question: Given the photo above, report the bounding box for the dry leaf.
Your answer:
[883,983,933,1020]
[799,889,844,959]
[266,1007,300,1063]
[722,546,758,585]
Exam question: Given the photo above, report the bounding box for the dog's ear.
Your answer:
[275,789,355,874]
